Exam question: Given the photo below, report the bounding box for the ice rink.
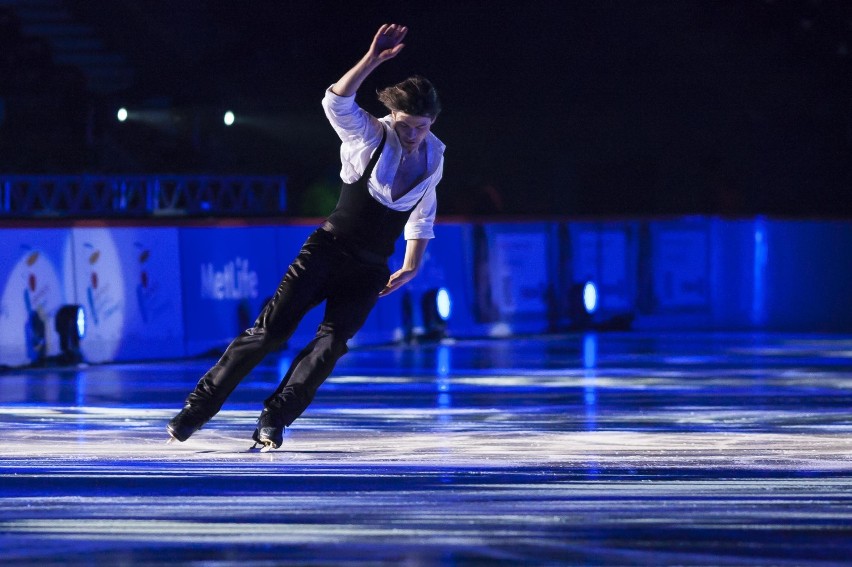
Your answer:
[1,332,851,565]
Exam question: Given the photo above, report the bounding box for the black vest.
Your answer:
[324,130,426,260]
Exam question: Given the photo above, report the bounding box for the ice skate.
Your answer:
[167,404,213,442]
[251,408,284,451]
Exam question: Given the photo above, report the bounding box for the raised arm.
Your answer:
[331,24,408,97]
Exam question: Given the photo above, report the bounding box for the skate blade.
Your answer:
[167,437,176,444]
[259,441,278,453]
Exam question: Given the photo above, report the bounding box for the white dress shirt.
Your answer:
[322,87,445,241]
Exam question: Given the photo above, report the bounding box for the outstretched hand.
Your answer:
[369,24,408,63]
[378,266,417,297]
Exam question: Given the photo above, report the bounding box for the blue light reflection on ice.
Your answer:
[582,333,598,433]
[75,371,87,407]
[436,345,452,419]
[582,333,600,474]
[583,333,597,370]
[437,345,451,379]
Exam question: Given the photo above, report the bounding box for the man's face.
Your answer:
[392,111,435,153]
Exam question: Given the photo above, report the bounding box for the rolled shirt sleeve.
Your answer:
[404,160,442,240]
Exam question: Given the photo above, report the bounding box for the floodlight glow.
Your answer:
[436,287,452,321]
[76,307,86,339]
[224,111,235,126]
[583,282,598,314]
[117,108,128,122]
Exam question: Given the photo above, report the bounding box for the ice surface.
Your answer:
[1,333,850,565]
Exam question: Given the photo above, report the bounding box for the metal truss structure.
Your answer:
[0,175,287,218]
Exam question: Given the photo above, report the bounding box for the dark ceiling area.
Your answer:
[1,0,850,217]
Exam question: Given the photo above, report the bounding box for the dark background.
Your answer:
[1,0,850,217]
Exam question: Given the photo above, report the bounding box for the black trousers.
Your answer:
[185,228,390,426]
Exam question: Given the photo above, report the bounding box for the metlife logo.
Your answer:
[179,225,279,352]
[200,257,259,300]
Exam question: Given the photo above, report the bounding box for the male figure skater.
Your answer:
[167,24,444,450]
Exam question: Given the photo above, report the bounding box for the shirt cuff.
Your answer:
[323,85,356,106]
[404,224,435,241]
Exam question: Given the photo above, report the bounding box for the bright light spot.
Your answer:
[117,108,128,122]
[583,281,598,314]
[436,288,452,321]
[224,111,235,126]
[76,307,86,339]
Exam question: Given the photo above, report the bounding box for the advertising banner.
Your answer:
[483,224,551,321]
[569,223,634,314]
[0,228,72,367]
[651,225,710,311]
[180,226,280,356]
[69,227,185,362]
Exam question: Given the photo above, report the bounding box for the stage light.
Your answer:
[55,304,86,364]
[583,281,598,315]
[117,107,128,122]
[436,287,452,321]
[421,287,452,340]
[569,280,597,329]
[568,280,633,331]
[224,111,235,126]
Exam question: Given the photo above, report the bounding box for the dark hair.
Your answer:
[377,75,441,118]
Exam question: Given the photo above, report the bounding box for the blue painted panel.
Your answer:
[709,219,760,329]
[763,220,852,331]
